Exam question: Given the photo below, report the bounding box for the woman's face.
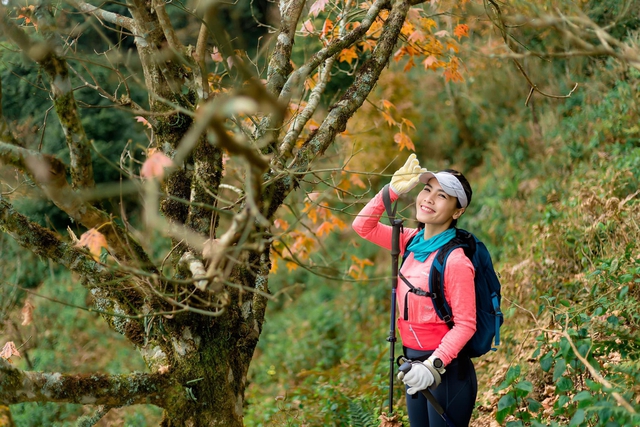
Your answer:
[415,178,465,228]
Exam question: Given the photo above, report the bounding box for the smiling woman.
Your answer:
[352,155,478,427]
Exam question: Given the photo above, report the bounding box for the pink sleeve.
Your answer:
[432,249,476,366]
[352,186,416,252]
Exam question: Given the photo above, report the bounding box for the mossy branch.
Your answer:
[0,142,154,270]
[0,358,172,407]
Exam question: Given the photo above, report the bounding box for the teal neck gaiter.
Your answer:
[406,228,456,262]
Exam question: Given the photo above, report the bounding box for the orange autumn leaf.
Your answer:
[274,218,289,230]
[445,41,459,53]
[141,150,174,179]
[403,58,416,72]
[453,24,470,40]
[381,99,395,110]
[423,55,439,70]
[285,261,299,271]
[0,342,20,361]
[348,255,375,279]
[306,207,318,224]
[339,46,358,64]
[402,118,416,131]
[270,256,279,273]
[382,111,396,126]
[349,174,366,189]
[401,21,415,37]
[359,38,377,52]
[76,228,108,260]
[321,19,334,39]
[21,300,34,326]
[444,68,464,83]
[330,215,347,231]
[394,132,416,151]
[316,221,336,236]
[419,18,437,31]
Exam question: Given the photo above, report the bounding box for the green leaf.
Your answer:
[569,409,585,426]
[585,378,601,391]
[559,299,571,307]
[540,353,553,372]
[498,394,517,411]
[619,285,629,298]
[506,421,524,427]
[527,398,543,412]
[556,377,573,392]
[610,258,619,273]
[99,247,109,263]
[505,365,521,385]
[555,394,570,409]
[619,274,633,283]
[572,391,592,401]
[515,381,533,398]
[559,337,571,357]
[553,358,567,381]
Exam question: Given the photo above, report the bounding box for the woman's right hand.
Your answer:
[390,154,427,195]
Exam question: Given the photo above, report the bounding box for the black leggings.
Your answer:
[404,348,478,427]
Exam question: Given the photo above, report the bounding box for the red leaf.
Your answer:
[21,300,34,326]
[0,342,21,361]
[141,151,174,179]
[309,0,330,17]
[76,228,108,260]
[135,116,152,129]
[423,55,438,70]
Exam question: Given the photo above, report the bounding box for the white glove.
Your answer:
[390,154,427,195]
[398,362,434,395]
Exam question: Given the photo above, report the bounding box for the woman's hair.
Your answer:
[417,169,473,229]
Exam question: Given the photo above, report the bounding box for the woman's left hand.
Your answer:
[398,361,438,394]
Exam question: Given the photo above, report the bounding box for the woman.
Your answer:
[352,154,477,427]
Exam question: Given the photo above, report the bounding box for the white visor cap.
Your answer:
[419,171,468,208]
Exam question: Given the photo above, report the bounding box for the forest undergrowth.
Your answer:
[244,64,640,426]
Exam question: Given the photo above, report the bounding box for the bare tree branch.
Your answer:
[266,0,307,96]
[74,1,135,31]
[0,358,172,406]
[151,0,183,53]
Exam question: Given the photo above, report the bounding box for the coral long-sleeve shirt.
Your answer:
[352,187,476,365]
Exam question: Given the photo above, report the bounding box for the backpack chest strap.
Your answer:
[399,272,436,320]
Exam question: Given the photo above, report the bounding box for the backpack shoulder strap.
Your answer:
[428,229,476,328]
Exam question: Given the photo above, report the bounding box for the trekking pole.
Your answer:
[398,359,457,427]
[382,185,403,415]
